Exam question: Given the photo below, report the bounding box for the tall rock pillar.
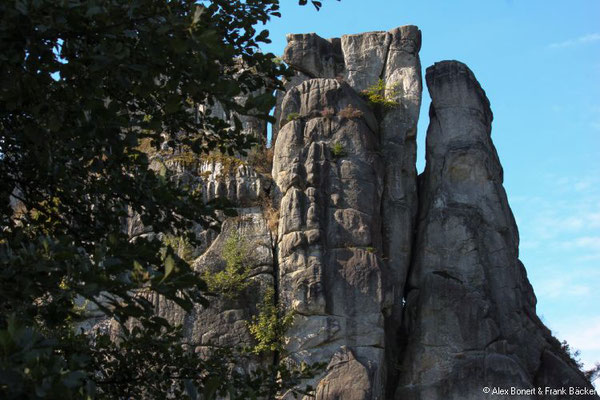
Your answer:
[395,61,597,400]
[273,26,423,398]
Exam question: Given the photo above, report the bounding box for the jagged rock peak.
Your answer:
[283,25,421,85]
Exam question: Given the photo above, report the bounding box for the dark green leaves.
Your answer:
[0,0,326,398]
[298,0,324,10]
[255,29,271,43]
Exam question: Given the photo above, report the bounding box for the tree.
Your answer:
[0,0,331,398]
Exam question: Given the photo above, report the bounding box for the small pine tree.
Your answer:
[361,79,400,108]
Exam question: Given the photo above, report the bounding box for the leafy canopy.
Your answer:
[0,0,333,398]
[248,288,294,355]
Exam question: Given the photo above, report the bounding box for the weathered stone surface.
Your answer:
[395,60,597,400]
[340,31,390,92]
[283,34,344,79]
[145,145,275,349]
[535,350,598,400]
[185,210,273,351]
[272,72,312,141]
[114,133,276,362]
[127,153,270,263]
[273,78,387,398]
[315,347,373,400]
[282,30,422,379]
[111,26,598,400]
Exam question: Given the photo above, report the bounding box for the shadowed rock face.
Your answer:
[394,61,597,400]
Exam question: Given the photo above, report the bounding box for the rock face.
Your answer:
[120,26,597,400]
[281,29,422,395]
[273,78,386,397]
[395,61,596,399]
[124,153,275,365]
[274,26,423,398]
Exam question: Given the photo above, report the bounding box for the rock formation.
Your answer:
[394,60,596,399]
[274,78,387,397]
[274,26,422,398]
[123,26,598,399]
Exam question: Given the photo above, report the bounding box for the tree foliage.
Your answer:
[248,288,294,355]
[360,78,400,108]
[0,0,332,398]
[203,232,251,299]
[560,340,600,384]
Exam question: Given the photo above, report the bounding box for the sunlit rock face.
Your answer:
[272,26,423,398]
[279,29,422,397]
[273,78,387,398]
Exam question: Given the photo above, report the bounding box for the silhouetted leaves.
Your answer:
[0,0,329,398]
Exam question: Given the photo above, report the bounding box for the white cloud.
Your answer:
[563,236,600,251]
[560,317,600,352]
[548,33,600,49]
[535,276,593,299]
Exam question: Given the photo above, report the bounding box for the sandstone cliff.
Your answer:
[126,26,597,399]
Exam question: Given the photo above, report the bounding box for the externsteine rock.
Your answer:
[273,78,386,398]
[107,26,597,400]
[280,28,422,395]
[395,61,596,400]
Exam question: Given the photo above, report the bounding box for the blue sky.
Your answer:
[262,0,600,374]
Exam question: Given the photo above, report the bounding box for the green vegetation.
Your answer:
[560,340,600,383]
[163,234,195,262]
[361,79,401,108]
[248,288,295,354]
[203,232,251,299]
[0,0,327,398]
[330,142,347,158]
[286,112,301,122]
